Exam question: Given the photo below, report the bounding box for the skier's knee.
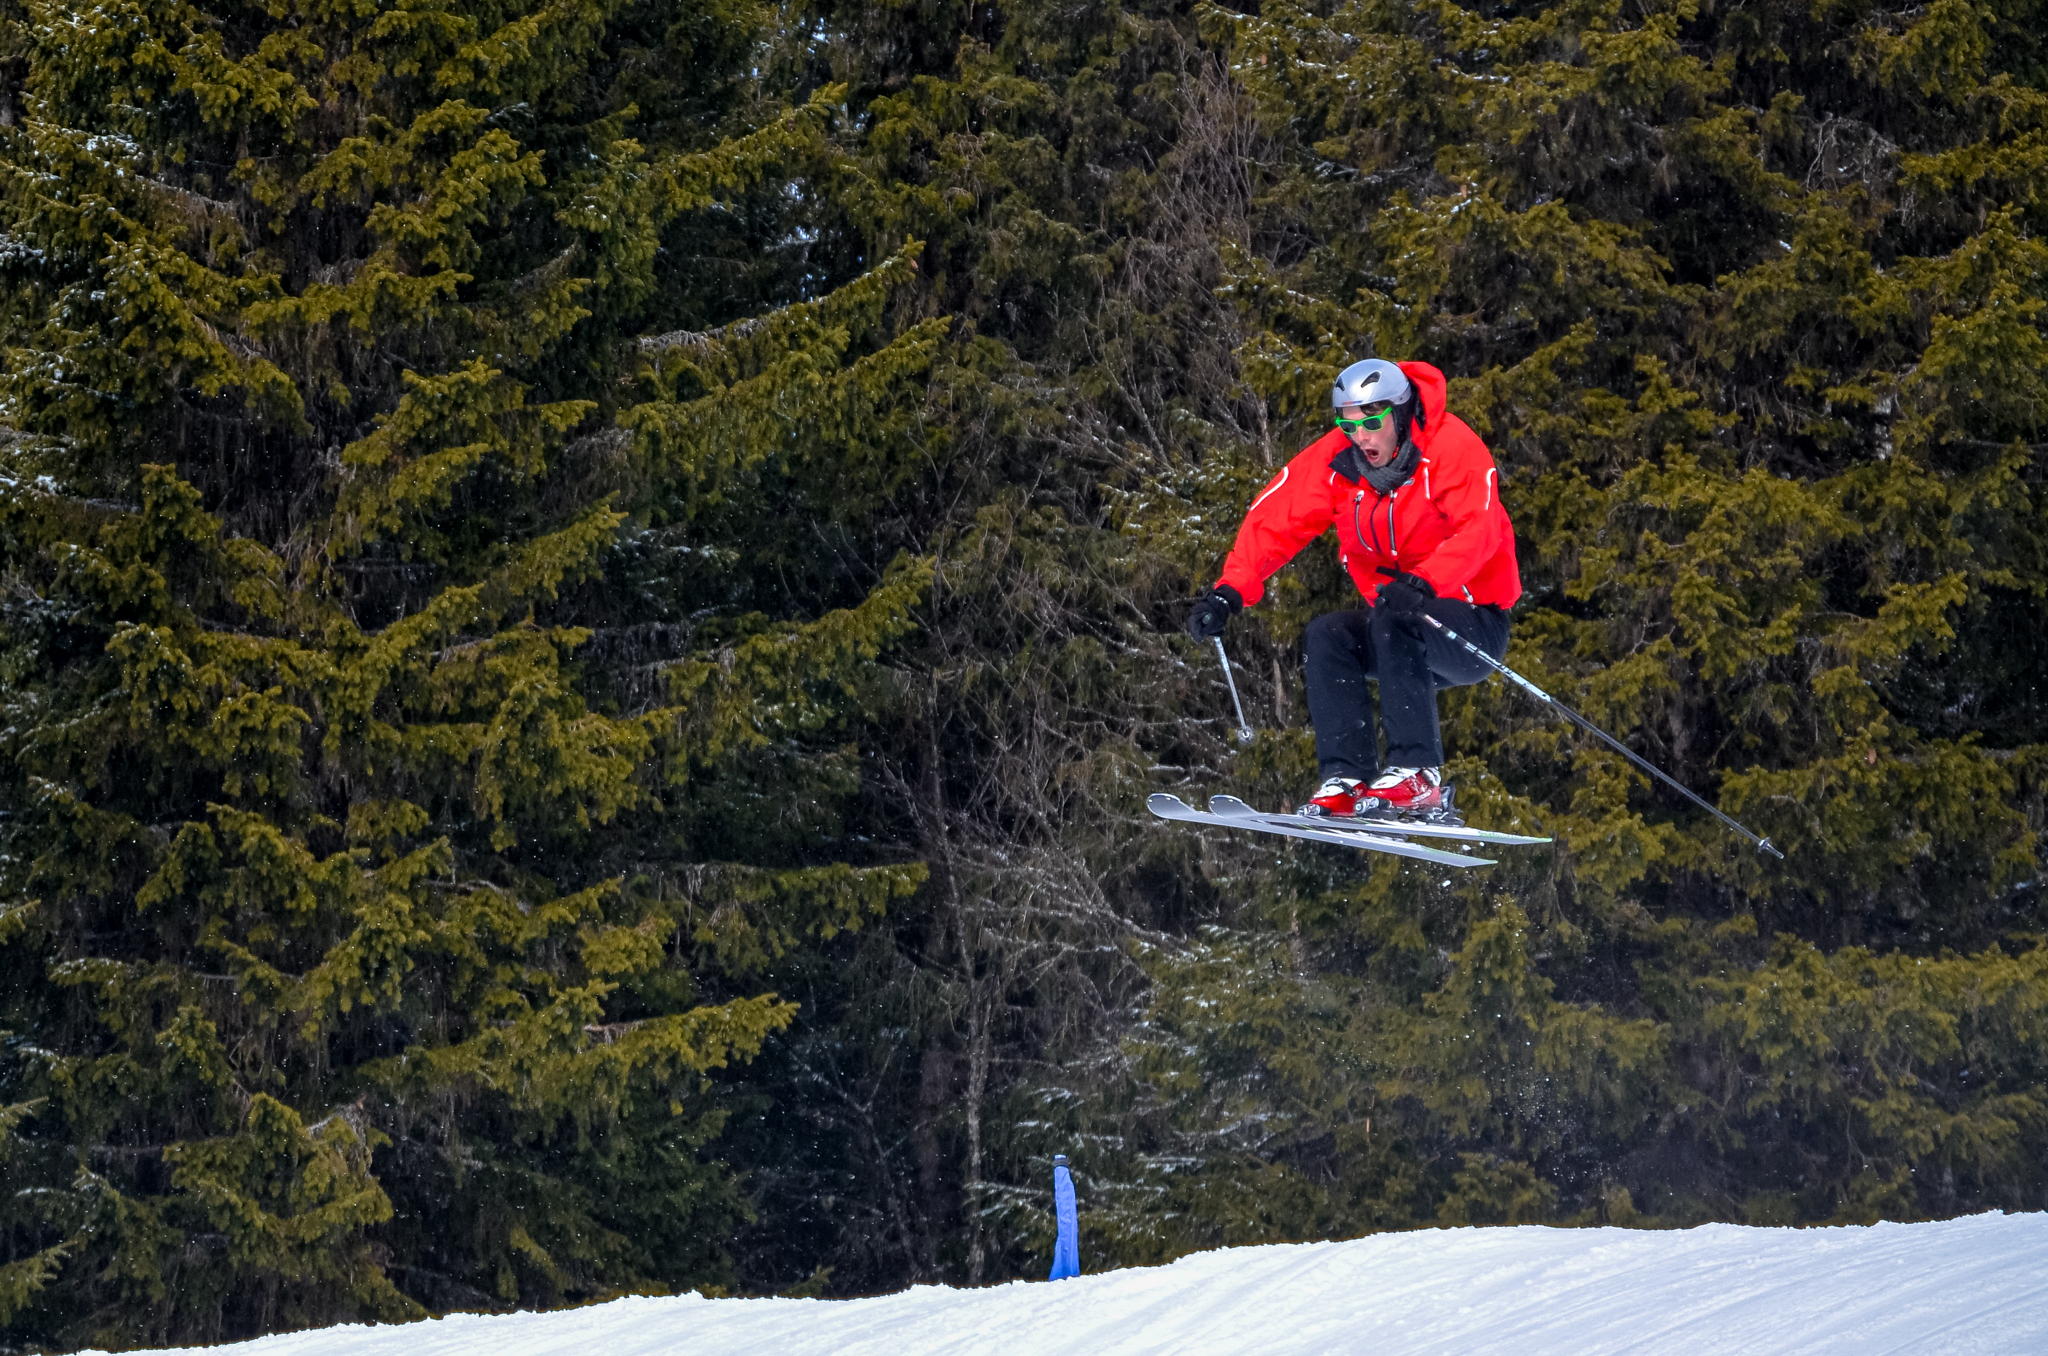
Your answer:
[1369,605,1426,646]
[1304,610,1352,659]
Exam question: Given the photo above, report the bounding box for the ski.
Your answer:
[1206,796,1551,848]
[1148,794,1496,868]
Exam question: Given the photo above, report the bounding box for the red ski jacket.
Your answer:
[1216,362,1521,611]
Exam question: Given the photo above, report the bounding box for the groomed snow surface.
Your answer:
[108,1212,2048,1355]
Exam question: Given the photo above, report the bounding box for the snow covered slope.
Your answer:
[110,1212,2048,1356]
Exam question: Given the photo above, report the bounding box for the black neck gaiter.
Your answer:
[1362,439,1421,496]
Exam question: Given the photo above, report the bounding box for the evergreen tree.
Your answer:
[0,0,937,1342]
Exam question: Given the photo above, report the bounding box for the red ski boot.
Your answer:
[1357,766,1459,823]
[1298,775,1371,817]
[1300,768,1462,823]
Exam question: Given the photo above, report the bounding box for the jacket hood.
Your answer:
[1399,361,1449,449]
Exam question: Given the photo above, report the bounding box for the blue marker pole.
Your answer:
[1049,1154,1080,1280]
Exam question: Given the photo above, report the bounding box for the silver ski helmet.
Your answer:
[1331,358,1424,443]
[1331,359,1411,412]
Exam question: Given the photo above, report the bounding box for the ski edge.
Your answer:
[1148,794,1495,868]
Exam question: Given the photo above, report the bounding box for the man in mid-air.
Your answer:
[1186,359,1521,822]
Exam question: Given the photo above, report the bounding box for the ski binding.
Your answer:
[1207,796,1550,847]
[1146,794,1552,869]
[1149,794,1494,867]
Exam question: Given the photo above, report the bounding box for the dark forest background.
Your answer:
[2,0,2046,1347]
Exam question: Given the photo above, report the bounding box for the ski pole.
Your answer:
[1420,614,1784,859]
[1212,637,1255,744]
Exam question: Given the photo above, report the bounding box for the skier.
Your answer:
[1185,359,1521,821]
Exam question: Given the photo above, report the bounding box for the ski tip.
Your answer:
[1147,793,1196,819]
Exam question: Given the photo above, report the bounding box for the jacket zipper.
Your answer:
[1355,487,1397,561]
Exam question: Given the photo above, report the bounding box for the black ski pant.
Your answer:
[1303,598,1511,778]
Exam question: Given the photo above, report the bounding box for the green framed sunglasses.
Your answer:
[1334,403,1395,432]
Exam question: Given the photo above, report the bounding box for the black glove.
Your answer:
[1375,568,1434,617]
[1186,584,1244,639]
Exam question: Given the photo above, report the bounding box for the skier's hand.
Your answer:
[1374,568,1433,617]
[1186,584,1244,639]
